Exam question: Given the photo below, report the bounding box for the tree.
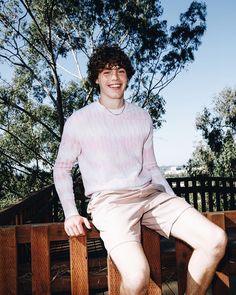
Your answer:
[186,87,236,177]
[0,0,207,204]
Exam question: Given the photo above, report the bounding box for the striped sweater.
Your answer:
[53,100,175,218]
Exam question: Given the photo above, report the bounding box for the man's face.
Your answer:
[96,65,128,100]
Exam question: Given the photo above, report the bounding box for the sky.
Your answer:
[154,0,236,166]
[1,1,236,167]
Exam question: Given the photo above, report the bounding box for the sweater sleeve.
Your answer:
[53,115,82,219]
[143,114,176,196]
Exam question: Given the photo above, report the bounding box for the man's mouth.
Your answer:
[108,84,122,88]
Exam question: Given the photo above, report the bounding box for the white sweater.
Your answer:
[53,101,175,218]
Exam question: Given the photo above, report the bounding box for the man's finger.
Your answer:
[84,218,91,229]
[77,223,85,235]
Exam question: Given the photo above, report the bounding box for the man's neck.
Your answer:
[99,97,125,109]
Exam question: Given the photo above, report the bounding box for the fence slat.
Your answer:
[142,226,162,294]
[175,240,192,295]
[107,257,121,295]
[147,279,163,295]
[70,236,89,295]
[31,225,51,295]
[0,227,18,295]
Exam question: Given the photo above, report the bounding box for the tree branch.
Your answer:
[0,148,48,183]
[0,96,60,140]
[0,126,53,167]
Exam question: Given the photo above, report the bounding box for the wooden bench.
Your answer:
[0,211,235,294]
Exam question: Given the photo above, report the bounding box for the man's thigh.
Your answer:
[142,194,191,239]
[109,241,150,280]
[90,193,144,253]
[170,207,223,250]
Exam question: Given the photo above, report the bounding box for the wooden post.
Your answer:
[175,239,192,295]
[0,227,18,295]
[107,257,121,295]
[70,235,89,295]
[142,226,162,294]
[31,225,51,295]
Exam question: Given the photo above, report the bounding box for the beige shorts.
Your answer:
[87,183,192,254]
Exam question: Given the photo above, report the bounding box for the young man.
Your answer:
[53,45,227,295]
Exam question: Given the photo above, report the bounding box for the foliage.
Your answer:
[0,0,207,204]
[186,87,236,177]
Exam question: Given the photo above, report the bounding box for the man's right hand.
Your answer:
[64,215,91,236]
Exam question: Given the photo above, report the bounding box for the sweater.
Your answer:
[53,100,175,219]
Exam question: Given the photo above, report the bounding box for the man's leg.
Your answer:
[109,241,150,295]
[170,208,227,295]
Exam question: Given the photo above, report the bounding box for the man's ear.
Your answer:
[95,79,99,84]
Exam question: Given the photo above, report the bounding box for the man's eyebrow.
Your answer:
[98,64,125,72]
[105,64,121,69]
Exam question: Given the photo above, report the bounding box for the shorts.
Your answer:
[87,183,192,254]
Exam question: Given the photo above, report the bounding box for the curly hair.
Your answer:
[87,44,135,90]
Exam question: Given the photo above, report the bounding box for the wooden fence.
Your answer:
[1,177,235,226]
[0,177,235,294]
[0,211,236,295]
[168,177,236,212]
[0,185,58,225]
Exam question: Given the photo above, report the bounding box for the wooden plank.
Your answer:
[213,268,230,295]
[208,190,214,212]
[224,211,236,228]
[215,180,222,211]
[229,179,236,210]
[206,212,225,229]
[200,179,206,212]
[70,236,89,295]
[184,180,190,204]
[48,223,68,241]
[0,227,18,295]
[0,185,54,225]
[175,239,192,295]
[222,181,228,210]
[31,225,51,295]
[147,278,162,295]
[201,192,206,212]
[193,192,198,210]
[15,223,100,244]
[142,226,162,294]
[107,257,121,295]
[206,212,230,294]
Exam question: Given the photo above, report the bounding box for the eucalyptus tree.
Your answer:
[186,87,236,177]
[0,0,207,202]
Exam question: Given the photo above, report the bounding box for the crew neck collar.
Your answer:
[97,100,128,115]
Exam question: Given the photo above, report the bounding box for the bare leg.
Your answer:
[109,241,150,295]
[171,208,227,295]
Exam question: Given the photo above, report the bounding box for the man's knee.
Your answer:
[205,227,227,259]
[121,267,150,294]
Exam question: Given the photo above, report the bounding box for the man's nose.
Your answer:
[110,70,119,80]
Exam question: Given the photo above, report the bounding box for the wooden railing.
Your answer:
[0,211,236,295]
[1,177,235,226]
[167,177,236,212]
[0,185,59,225]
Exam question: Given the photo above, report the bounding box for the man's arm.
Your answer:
[53,115,91,235]
[143,115,176,196]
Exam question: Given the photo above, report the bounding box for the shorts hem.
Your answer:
[167,205,192,238]
[108,239,141,256]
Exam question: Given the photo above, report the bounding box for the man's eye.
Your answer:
[103,71,110,75]
[118,69,126,74]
